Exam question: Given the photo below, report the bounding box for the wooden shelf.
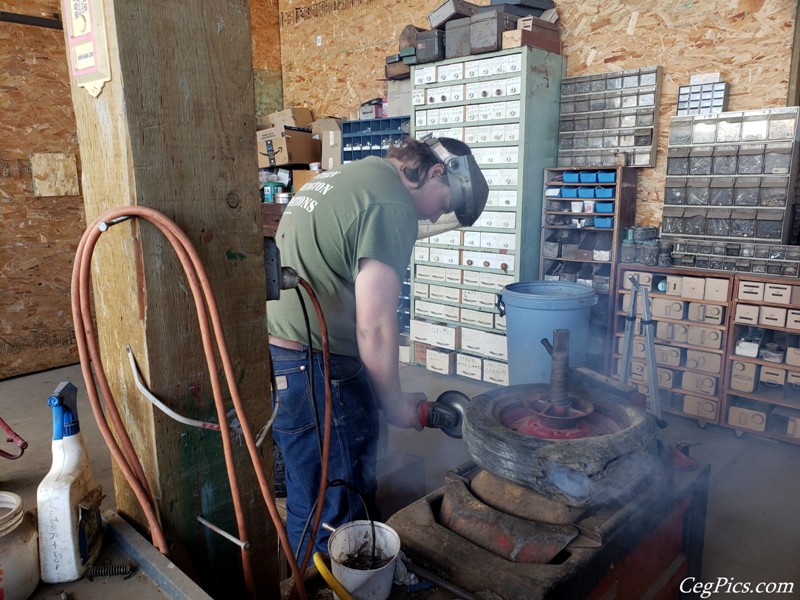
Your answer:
[544,211,615,217]
[727,353,800,372]
[614,311,726,331]
[614,353,725,378]
[545,256,611,264]
[613,332,725,355]
[726,385,800,409]
[617,288,729,307]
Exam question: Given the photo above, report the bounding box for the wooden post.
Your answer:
[62,1,276,595]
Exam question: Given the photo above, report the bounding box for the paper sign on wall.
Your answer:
[62,0,111,97]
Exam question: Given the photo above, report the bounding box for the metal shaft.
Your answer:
[640,288,663,421]
[549,329,570,407]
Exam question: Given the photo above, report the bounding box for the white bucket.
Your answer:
[0,491,40,600]
[328,520,400,600]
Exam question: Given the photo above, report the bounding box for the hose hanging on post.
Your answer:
[71,206,315,599]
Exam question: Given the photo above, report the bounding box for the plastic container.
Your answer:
[595,216,614,228]
[579,171,598,183]
[0,492,39,600]
[562,171,580,183]
[577,187,595,199]
[328,521,400,600]
[561,186,578,198]
[38,382,103,583]
[597,170,617,183]
[594,187,615,199]
[595,201,615,214]
[497,282,597,384]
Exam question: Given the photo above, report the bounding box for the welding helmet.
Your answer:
[424,137,488,228]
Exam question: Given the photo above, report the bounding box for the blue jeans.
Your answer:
[270,345,379,560]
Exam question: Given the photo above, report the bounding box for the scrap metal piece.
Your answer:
[438,478,578,563]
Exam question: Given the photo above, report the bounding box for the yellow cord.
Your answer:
[313,551,354,600]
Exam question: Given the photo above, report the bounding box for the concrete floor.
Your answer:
[3,362,800,597]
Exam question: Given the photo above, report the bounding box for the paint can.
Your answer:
[0,491,40,600]
[275,193,293,205]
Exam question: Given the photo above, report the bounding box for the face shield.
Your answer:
[417,138,489,240]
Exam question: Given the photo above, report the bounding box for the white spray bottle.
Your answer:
[37,381,103,583]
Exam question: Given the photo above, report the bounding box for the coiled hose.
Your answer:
[71,206,333,599]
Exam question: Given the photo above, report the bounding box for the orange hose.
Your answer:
[70,207,311,599]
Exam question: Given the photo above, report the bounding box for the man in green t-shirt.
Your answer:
[268,136,488,558]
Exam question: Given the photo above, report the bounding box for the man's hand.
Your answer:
[381,391,427,431]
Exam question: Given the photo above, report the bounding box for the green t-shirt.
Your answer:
[267,157,418,356]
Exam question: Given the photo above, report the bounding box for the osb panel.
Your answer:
[30,152,79,196]
[0,0,60,17]
[0,19,84,378]
[278,0,448,118]
[251,0,282,70]
[275,0,794,225]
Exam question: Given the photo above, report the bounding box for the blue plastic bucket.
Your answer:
[497,281,597,384]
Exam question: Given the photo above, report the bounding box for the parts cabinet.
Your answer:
[541,166,636,373]
[409,46,565,384]
[613,265,734,426]
[724,274,800,445]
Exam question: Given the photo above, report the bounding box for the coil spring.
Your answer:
[86,563,134,580]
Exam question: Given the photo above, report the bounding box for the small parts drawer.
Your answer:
[687,326,723,349]
[655,344,682,367]
[787,310,800,331]
[758,306,787,328]
[728,405,768,432]
[683,396,718,420]
[737,281,764,302]
[681,372,717,396]
[685,350,721,374]
[687,302,724,325]
[651,298,686,319]
[622,271,652,289]
[764,283,792,304]
[759,365,786,387]
[734,304,759,324]
[657,321,689,343]
[730,360,758,393]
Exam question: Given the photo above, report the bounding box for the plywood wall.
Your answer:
[276,0,796,224]
[0,3,84,379]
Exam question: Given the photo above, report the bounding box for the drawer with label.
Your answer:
[657,321,689,343]
[413,283,429,299]
[477,211,516,229]
[734,304,759,324]
[764,282,792,304]
[410,319,461,350]
[461,289,498,309]
[758,306,787,328]
[655,344,682,367]
[759,365,786,387]
[737,281,764,302]
[456,353,483,381]
[415,264,447,282]
[651,298,686,319]
[426,349,457,375]
[429,230,463,246]
[483,359,509,385]
[728,405,768,432]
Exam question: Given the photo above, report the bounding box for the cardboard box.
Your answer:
[685,349,722,374]
[734,304,759,324]
[428,0,482,29]
[386,79,412,117]
[681,372,717,395]
[268,107,314,129]
[456,353,483,381]
[501,26,561,55]
[292,169,317,193]
[256,127,320,168]
[426,349,457,375]
[311,118,343,170]
[683,396,718,420]
[758,306,787,328]
[728,405,768,432]
[704,278,729,301]
[730,360,757,392]
[737,281,764,302]
[682,277,706,299]
[764,283,792,304]
[771,406,800,439]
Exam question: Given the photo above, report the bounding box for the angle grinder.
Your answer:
[417,390,470,438]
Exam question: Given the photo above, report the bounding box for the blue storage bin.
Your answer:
[594,187,616,199]
[595,201,615,213]
[579,171,598,183]
[563,171,581,183]
[577,187,595,199]
[561,186,578,198]
[594,216,614,228]
[597,170,617,183]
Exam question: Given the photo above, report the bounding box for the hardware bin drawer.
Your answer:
[730,360,758,392]
[683,396,718,420]
[758,306,787,328]
[738,281,765,301]
[685,350,722,374]
[734,304,759,324]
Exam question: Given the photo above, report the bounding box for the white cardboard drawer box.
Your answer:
[414,300,459,322]
[704,278,729,301]
[426,349,457,375]
[461,289,498,309]
[764,283,792,304]
[456,353,483,381]
[687,325,723,349]
[729,361,758,393]
[413,283,429,299]
[681,372,717,396]
[483,359,509,385]
[428,247,460,265]
[622,272,652,289]
[428,285,461,303]
[758,306,787,328]
[734,304,759,324]
[737,281,764,302]
[681,277,706,300]
[416,265,447,282]
[687,302,724,325]
[460,308,494,328]
[410,319,460,350]
[461,328,507,360]
[652,298,686,319]
[657,321,689,343]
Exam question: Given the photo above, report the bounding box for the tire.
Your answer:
[462,384,659,506]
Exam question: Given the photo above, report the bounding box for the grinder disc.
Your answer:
[435,390,470,438]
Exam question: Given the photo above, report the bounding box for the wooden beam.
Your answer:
[63,1,276,596]
[789,0,800,106]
